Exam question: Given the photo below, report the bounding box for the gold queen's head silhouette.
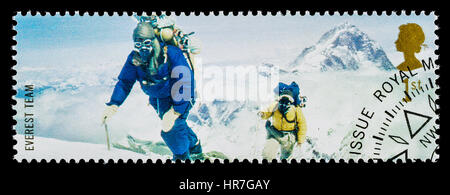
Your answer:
[395,23,425,71]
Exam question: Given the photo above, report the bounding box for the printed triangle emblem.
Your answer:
[404,110,432,139]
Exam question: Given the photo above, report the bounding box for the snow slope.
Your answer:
[14,135,158,162]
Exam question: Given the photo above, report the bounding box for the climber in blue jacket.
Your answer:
[101,22,201,160]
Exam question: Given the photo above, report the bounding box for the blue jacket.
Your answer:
[107,45,195,114]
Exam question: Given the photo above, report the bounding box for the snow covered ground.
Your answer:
[14,134,155,162]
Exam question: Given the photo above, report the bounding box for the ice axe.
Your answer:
[103,120,111,151]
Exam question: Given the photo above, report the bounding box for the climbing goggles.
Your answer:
[134,38,155,50]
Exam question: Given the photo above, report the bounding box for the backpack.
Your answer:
[274,82,302,106]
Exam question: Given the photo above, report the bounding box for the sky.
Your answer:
[14,12,438,68]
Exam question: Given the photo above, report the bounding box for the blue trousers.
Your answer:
[149,97,198,156]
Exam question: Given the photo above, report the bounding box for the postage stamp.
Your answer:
[12,11,439,162]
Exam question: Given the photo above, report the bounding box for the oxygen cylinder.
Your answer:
[160,28,174,42]
[155,28,178,46]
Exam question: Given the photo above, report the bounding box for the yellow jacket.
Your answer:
[259,102,307,144]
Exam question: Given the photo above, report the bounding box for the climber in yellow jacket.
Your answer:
[257,82,307,160]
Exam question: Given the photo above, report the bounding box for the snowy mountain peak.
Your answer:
[336,21,355,30]
[318,22,357,44]
[291,22,395,72]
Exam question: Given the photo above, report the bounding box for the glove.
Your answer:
[101,105,119,125]
[162,107,180,132]
[257,111,264,118]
